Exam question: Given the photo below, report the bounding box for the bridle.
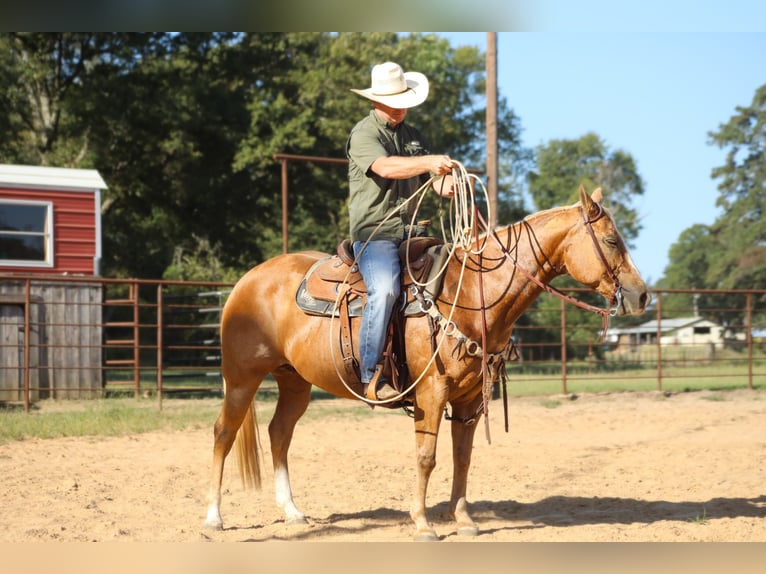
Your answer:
[482,201,625,340]
[580,201,625,315]
[432,200,626,442]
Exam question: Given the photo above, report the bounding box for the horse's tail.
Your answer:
[234,396,263,490]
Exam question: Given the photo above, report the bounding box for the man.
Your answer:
[347,61,455,400]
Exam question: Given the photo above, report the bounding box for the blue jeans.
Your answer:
[353,239,401,384]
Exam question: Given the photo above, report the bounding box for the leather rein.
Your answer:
[438,201,624,441]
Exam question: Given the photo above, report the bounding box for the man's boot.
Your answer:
[365,363,399,401]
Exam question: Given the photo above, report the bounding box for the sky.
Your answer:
[436,29,765,285]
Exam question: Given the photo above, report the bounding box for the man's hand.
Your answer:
[429,155,455,176]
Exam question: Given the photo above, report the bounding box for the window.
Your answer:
[693,326,711,335]
[0,200,54,267]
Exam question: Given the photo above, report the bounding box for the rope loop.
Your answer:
[329,160,491,404]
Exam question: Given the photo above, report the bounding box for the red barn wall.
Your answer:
[0,187,97,275]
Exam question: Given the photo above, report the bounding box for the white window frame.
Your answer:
[0,198,54,268]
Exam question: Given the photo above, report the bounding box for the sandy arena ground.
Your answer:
[1,389,764,543]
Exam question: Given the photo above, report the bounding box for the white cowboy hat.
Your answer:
[350,62,429,109]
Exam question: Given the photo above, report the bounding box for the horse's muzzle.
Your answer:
[618,288,650,316]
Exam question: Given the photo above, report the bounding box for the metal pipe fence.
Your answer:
[1,273,764,411]
[1,275,234,411]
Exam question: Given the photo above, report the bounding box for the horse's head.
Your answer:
[561,185,649,316]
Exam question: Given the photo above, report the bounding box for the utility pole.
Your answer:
[486,32,498,230]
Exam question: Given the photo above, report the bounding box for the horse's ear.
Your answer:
[579,184,601,219]
[591,187,603,204]
[578,184,591,209]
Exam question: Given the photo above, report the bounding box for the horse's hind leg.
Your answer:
[205,377,261,530]
[269,366,313,525]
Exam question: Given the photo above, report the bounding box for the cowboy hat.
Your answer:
[350,62,429,109]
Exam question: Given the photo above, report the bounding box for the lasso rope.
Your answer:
[330,161,492,404]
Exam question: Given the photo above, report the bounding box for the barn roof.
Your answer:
[0,164,107,192]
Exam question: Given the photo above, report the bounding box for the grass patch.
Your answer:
[0,397,221,445]
[0,385,397,444]
[503,365,763,397]
[2,370,763,444]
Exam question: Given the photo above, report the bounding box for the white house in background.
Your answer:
[606,316,726,349]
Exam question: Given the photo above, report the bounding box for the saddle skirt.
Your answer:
[295,237,450,318]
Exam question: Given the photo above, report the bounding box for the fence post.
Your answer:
[280,157,289,254]
[157,284,164,409]
[131,280,140,398]
[655,293,663,392]
[746,292,753,390]
[23,278,31,413]
[560,298,567,395]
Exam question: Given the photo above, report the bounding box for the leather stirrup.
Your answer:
[366,364,385,401]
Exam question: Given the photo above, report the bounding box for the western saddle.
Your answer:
[295,236,450,399]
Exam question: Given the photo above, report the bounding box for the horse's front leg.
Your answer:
[448,392,483,536]
[410,375,450,541]
[270,369,313,524]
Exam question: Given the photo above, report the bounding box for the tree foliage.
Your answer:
[707,84,766,290]
[527,132,644,247]
[0,32,530,279]
[661,83,766,325]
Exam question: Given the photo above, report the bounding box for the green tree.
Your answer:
[0,33,155,166]
[527,132,644,247]
[706,83,766,292]
[657,224,721,320]
[85,33,253,278]
[660,83,766,326]
[1,33,531,280]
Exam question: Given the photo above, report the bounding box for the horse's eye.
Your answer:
[603,236,618,248]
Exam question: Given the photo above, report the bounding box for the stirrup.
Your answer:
[365,364,397,401]
[366,364,384,401]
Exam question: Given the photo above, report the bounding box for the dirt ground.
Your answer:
[1,389,764,543]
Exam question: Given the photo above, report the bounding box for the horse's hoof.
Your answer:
[286,516,308,526]
[457,525,480,537]
[413,530,440,542]
[203,519,223,531]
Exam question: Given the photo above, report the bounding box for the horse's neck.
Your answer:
[442,207,575,342]
[496,207,574,285]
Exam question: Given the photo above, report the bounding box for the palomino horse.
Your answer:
[205,185,649,540]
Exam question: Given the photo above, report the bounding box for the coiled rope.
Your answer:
[330,161,492,405]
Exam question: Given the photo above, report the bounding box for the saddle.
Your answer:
[296,236,448,318]
[295,236,450,399]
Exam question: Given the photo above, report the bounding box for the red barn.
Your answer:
[1,165,108,400]
[0,164,107,276]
